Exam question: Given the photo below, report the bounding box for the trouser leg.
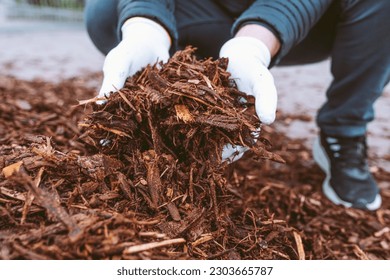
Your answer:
[316,0,390,137]
[84,0,119,55]
[262,0,390,137]
[278,1,339,65]
[175,0,233,58]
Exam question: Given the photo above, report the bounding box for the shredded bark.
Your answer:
[1,48,389,260]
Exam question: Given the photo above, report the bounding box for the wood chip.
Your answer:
[293,231,305,260]
[2,161,23,178]
[124,238,186,254]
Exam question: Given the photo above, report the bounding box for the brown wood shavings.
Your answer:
[0,48,389,260]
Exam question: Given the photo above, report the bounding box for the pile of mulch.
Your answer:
[1,49,389,260]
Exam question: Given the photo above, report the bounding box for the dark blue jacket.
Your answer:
[117,0,333,61]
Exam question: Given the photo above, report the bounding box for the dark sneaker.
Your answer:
[313,132,381,210]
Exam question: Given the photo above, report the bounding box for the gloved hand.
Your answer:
[219,36,278,162]
[97,17,171,104]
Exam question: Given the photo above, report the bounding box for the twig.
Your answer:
[118,89,137,111]
[293,231,305,260]
[353,245,369,260]
[0,186,28,201]
[191,234,214,247]
[12,243,50,260]
[124,238,186,254]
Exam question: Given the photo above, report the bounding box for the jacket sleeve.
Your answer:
[117,0,177,42]
[232,0,334,64]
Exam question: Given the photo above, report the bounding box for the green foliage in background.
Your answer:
[15,0,85,10]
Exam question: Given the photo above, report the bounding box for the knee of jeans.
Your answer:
[84,0,119,55]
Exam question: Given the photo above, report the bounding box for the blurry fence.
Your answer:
[3,0,85,21]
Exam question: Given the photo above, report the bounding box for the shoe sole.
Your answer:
[312,137,381,211]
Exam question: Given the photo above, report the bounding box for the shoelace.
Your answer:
[325,136,367,168]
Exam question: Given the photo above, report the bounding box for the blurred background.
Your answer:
[5,0,84,21]
[0,0,389,172]
[0,0,103,81]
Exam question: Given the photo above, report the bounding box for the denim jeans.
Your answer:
[84,0,390,137]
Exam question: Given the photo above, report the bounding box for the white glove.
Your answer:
[97,17,171,104]
[219,36,277,162]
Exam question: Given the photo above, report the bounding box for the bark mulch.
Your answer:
[1,48,389,260]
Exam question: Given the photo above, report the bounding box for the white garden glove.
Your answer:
[219,36,277,162]
[97,17,171,104]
